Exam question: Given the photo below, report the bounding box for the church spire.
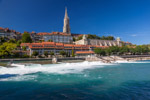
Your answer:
[63,7,71,34]
[65,7,68,18]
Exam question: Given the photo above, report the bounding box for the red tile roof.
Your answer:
[0,27,4,30]
[37,32,71,36]
[64,44,74,47]
[20,42,108,50]
[42,42,55,44]
[56,43,64,46]
[75,51,94,54]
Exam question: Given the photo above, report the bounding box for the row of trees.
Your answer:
[94,45,150,56]
[87,34,115,40]
[74,34,115,41]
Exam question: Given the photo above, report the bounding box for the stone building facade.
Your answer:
[37,32,73,44]
[75,35,126,46]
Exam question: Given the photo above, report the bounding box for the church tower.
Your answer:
[63,7,71,34]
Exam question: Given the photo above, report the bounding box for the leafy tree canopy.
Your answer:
[32,51,39,57]
[50,52,54,56]
[0,42,16,58]
[44,51,49,57]
[22,32,32,43]
[87,34,115,40]
[59,51,66,56]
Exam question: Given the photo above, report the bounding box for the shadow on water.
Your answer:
[0,79,150,100]
[0,74,18,79]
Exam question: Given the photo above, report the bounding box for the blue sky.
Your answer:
[0,0,150,45]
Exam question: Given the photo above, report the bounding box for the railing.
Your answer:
[120,55,150,58]
[0,57,85,62]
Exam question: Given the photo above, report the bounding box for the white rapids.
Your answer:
[0,60,149,75]
[0,61,114,75]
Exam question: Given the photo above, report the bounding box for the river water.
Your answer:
[0,60,150,100]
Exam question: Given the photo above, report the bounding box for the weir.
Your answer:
[86,56,126,63]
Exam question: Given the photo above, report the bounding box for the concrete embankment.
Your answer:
[86,55,150,63]
[0,57,85,62]
[121,55,150,61]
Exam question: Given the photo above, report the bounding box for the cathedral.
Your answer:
[37,8,73,44]
[20,7,132,56]
[37,7,131,46]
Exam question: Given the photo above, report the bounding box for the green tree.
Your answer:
[8,39,16,43]
[106,36,115,40]
[50,52,54,56]
[73,37,76,42]
[22,32,32,43]
[100,36,115,40]
[87,34,100,39]
[105,48,111,56]
[22,54,30,58]
[16,40,22,47]
[72,50,75,57]
[129,48,136,55]
[108,46,120,55]
[101,36,106,40]
[32,51,39,57]
[0,42,16,58]
[44,51,49,57]
[76,35,83,41]
[141,45,149,54]
[13,52,20,58]
[119,46,129,55]
[59,51,66,56]
[48,39,53,42]
[94,48,106,56]
[22,46,26,51]
[135,46,142,55]
[0,37,7,44]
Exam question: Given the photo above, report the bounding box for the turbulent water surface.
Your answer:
[0,61,150,100]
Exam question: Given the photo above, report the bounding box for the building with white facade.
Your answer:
[36,8,73,43]
[75,35,131,46]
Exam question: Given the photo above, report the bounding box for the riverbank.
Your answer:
[121,55,150,61]
[0,57,85,67]
[0,57,85,62]
[1,55,150,67]
[86,55,150,63]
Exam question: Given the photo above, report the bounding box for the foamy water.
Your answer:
[0,60,150,76]
[0,61,115,75]
[1,60,150,99]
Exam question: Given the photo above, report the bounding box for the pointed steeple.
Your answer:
[63,7,71,34]
[65,7,69,18]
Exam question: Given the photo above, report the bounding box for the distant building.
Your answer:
[21,42,107,56]
[75,51,95,57]
[29,31,41,42]
[75,35,131,46]
[0,27,21,40]
[37,32,73,43]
